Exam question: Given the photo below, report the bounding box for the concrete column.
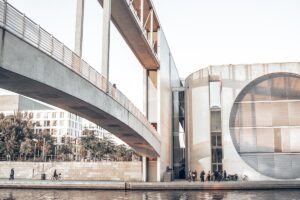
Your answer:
[143,69,148,117]
[140,0,144,27]
[157,157,161,181]
[101,0,111,83]
[142,156,147,182]
[149,9,153,47]
[74,0,85,57]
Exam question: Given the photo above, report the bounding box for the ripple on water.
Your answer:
[1,189,300,200]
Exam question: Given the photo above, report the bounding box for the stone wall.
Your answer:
[0,161,142,181]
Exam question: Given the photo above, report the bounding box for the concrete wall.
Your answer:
[156,30,182,181]
[0,161,142,181]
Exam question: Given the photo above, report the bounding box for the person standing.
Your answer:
[206,171,211,182]
[9,168,14,180]
[200,170,205,182]
[223,170,227,181]
[188,169,192,182]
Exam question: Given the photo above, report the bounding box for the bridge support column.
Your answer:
[142,156,147,182]
[74,0,85,57]
[101,0,111,92]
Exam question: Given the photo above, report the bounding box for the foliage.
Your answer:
[80,129,139,161]
[0,112,35,158]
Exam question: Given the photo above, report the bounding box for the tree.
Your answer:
[0,112,35,159]
[20,138,32,160]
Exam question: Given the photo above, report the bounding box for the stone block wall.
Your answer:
[0,161,142,181]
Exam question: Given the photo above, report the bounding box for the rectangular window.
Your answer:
[60,112,64,118]
[212,148,223,163]
[52,120,57,126]
[209,81,221,108]
[52,112,56,118]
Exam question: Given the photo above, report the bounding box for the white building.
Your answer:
[0,94,118,144]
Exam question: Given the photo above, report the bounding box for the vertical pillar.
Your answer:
[149,9,153,47]
[143,69,149,117]
[142,156,147,182]
[140,0,144,27]
[101,0,111,90]
[74,0,85,57]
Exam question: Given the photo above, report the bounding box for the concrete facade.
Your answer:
[185,62,300,180]
[0,161,142,181]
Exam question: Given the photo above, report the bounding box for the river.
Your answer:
[0,189,300,200]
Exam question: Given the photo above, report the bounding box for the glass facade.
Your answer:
[210,81,223,172]
[230,73,300,179]
[172,90,186,179]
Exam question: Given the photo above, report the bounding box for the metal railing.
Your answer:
[0,0,158,140]
[125,0,159,57]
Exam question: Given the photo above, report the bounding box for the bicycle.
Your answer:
[51,173,62,181]
[240,174,248,181]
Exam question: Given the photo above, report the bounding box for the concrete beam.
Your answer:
[97,0,159,69]
[101,0,111,81]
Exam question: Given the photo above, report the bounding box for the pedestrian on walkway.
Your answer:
[188,169,192,182]
[206,171,211,182]
[200,170,205,182]
[9,168,14,180]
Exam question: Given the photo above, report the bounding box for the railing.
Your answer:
[125,0,159,58]
[0,0,158,140]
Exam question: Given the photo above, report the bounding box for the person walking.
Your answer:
[53,169,58,180]
[9,168,14,180]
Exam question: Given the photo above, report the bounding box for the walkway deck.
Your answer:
[1,180,300,190]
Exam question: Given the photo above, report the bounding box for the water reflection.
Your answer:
[0,189,300,200]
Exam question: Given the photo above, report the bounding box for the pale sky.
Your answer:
[6,0,300,111]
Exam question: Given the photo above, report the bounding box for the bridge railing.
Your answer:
[0,0,158,139]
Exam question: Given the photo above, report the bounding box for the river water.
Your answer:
[0,189,300,200]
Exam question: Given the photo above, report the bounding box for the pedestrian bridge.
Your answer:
[0,1,160,157]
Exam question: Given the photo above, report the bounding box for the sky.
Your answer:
[5,0,300,111]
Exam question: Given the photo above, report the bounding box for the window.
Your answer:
[209,81,221,108]
[44,120,50,127]
[52,120,57,126]
[52,112,56,118]
[60,112,64,118]
[36,112,41,119]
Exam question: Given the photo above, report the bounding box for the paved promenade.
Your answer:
[1,179,300,190]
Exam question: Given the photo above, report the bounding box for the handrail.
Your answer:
[0,0,159,140]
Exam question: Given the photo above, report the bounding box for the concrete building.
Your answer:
[184,62,300,180]
[0,94,124,146]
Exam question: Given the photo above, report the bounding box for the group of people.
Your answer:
[188,169,229,182]
[8,168,62,181]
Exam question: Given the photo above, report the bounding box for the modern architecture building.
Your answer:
[0,94,112,144]
[184,62,300,180]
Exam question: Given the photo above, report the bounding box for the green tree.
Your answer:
[0,112,35,159]
[20,138,32,160]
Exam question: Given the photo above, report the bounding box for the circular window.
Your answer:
[230,73,300,179]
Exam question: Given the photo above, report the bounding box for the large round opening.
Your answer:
[230,73,300,179]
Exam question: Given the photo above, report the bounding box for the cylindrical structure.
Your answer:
[184,62,300,180]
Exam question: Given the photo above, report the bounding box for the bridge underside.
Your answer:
[0,28,160,157]
[98,0,159,69]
